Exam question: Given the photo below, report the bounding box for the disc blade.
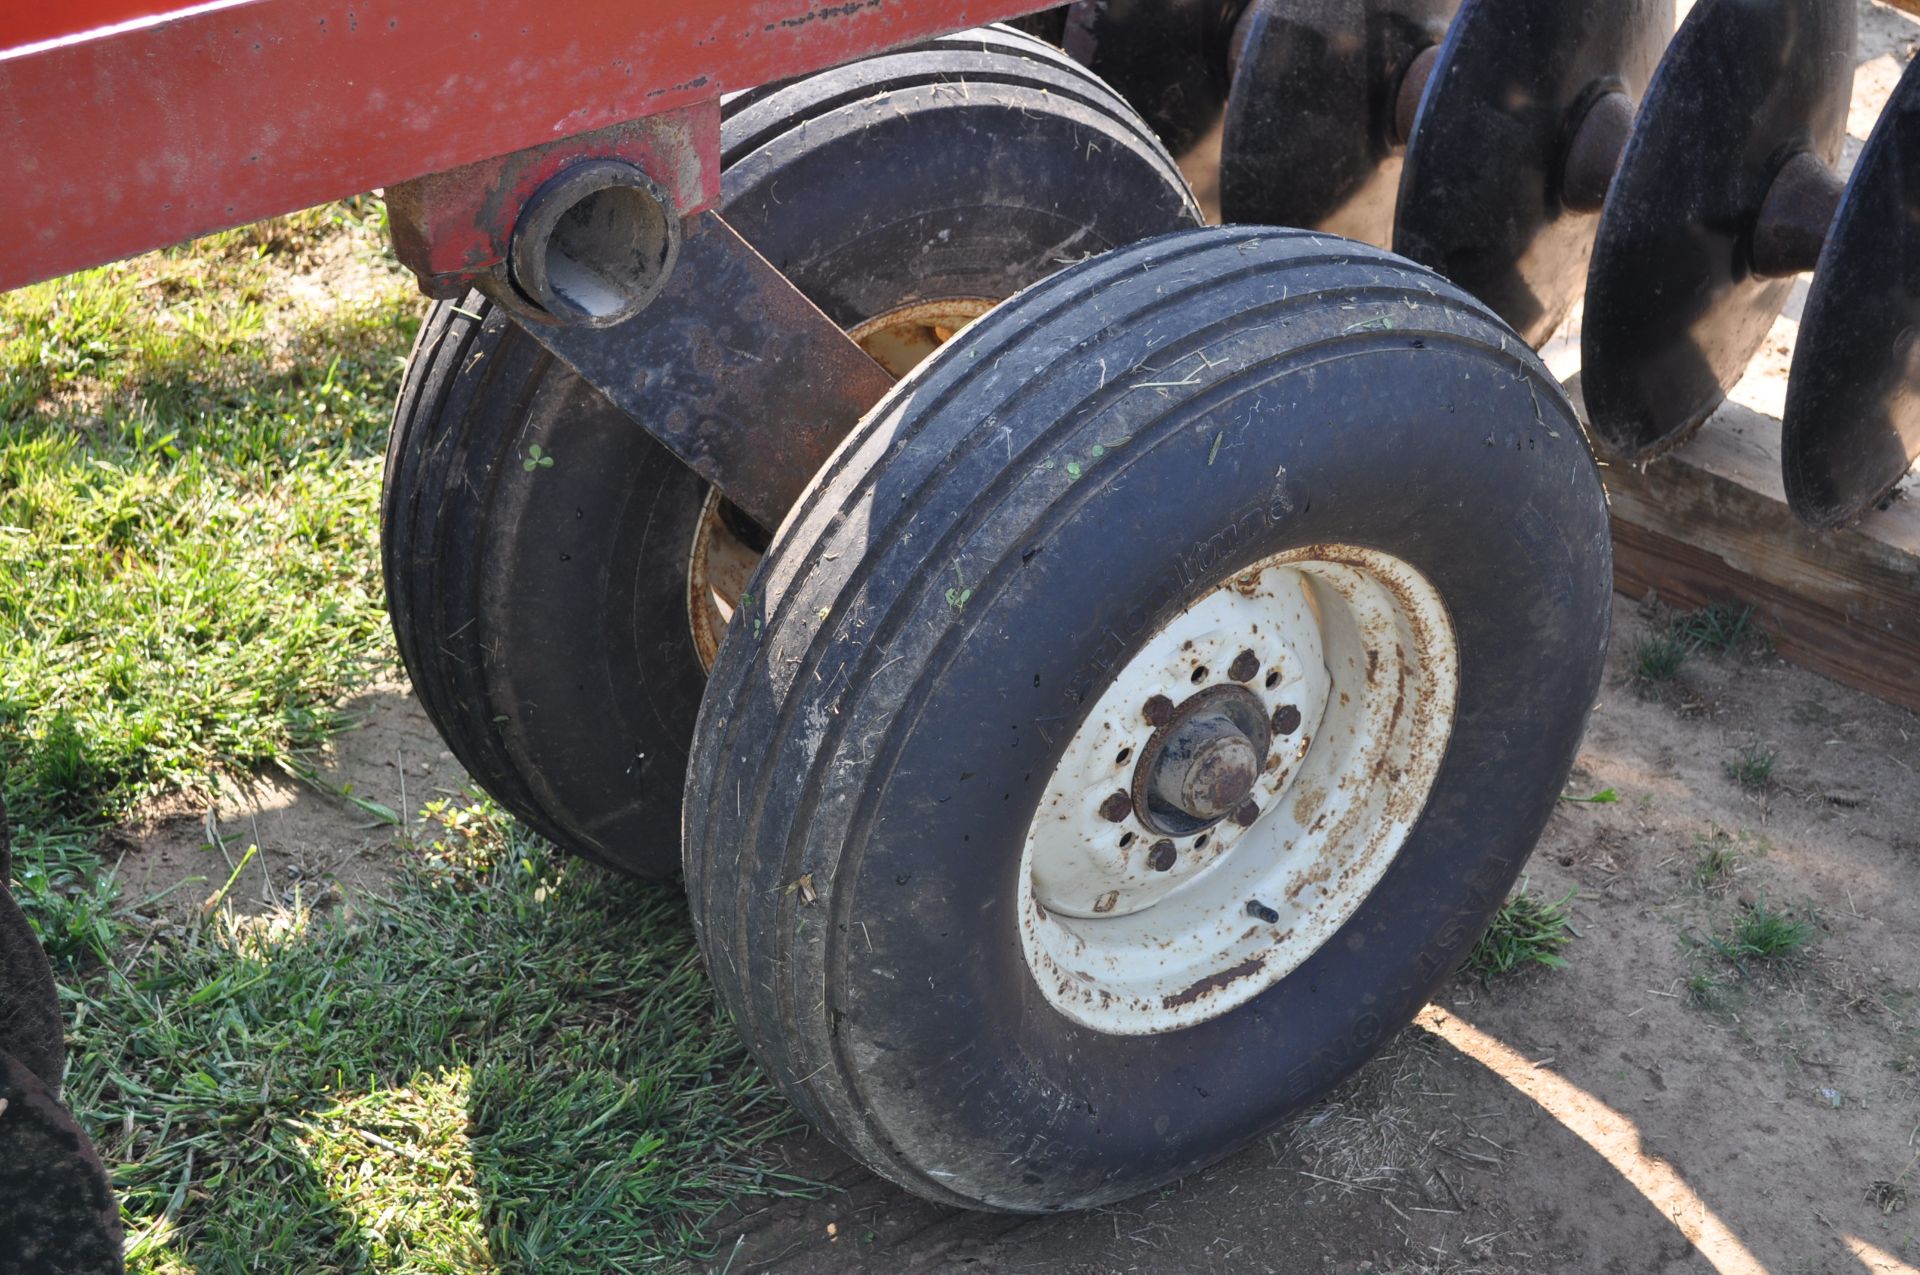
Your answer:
[1392,0,1673,346]
[1582,0,1854,459]
[1782,53,1920,527]
[1066,0,1248,155]
[1219,0,1457,244]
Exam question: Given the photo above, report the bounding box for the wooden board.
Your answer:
[1585,388,1920,714]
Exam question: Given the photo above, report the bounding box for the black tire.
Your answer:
[382,27,1201,878]
[685,226,1612,1211]
[0,800,63,1094]
[0,800,122,1274]
[1065,0,1245,155]
[0,1051,123,1275]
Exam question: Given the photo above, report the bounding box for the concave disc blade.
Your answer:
[1219,0,1457,244]
[1392,0,1673,346]
[1582,0,1854,459]
[1066,0,1249,155]
[1782,53,1920,527]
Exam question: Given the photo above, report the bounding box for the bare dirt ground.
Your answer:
[115,682,466,925]
[708,594,1920,1274]
[105,598,1920,1275]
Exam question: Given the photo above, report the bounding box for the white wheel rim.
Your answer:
[1018,545,1459,1035]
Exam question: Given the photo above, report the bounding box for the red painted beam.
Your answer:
[2,0,187,51]
[0,0,1052,291]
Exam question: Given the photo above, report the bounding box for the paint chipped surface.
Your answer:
[1164,956,1265,1009]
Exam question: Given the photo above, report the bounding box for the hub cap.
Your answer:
[1018,545,1459,1035]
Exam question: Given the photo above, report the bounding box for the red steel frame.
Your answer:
[0,0,1051,293]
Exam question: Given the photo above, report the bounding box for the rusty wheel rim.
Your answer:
[685,298,994,672]
[1018,546,1460,1035]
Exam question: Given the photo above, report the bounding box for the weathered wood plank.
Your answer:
[1566,375,1920,714]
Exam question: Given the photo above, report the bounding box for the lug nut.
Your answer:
[1098,791,1133,822]
[1147,840,1178,872]
[1232,799,1260,828]
[1272,703,1302,736]
[1143,694,1176,727]
[1228,649,1260,682]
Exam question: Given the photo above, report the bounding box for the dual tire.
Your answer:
[381,27,1202,878]
[383,28,1612,1219]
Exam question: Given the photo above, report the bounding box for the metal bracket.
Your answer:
[385,101,720,311]
[518,210,896,531]
[386,109,891,531]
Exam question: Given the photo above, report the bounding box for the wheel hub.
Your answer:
[1018,545,1460,1035]
[1155,715,1258,819]
[1135,686,1271,831]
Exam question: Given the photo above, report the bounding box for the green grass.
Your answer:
[1673,603,1759,654]
[1466,886,1576,980]
[1685,971,1725,1011]
[83,799,807,1272]
[4,206,805,1268]
[1631,631,1688,684]
[1,200,409,961]
[1721,899,1816,962]
[1694,838,1739,890]
[1685,898,1817,992]
[1631,603,1767,692]
[1723,743,1778,792]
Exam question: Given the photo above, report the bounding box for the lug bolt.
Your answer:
[1232,799,1260,828]
[1228,649,1260,682]
[1143,694,1176,727]
[1147,840,1178,872]
[1272,703,1302,736]
[1098,791,1133,822]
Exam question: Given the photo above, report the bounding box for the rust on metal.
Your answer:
[844,297,996,378]
[1018,542,1457,1035]
[1098,791,1134,823]
[1228,649,1260,682]
[1130,684,1272,835]
[385,105,717,303]
[686,492,768,672]
[1163,956,1266,1009]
